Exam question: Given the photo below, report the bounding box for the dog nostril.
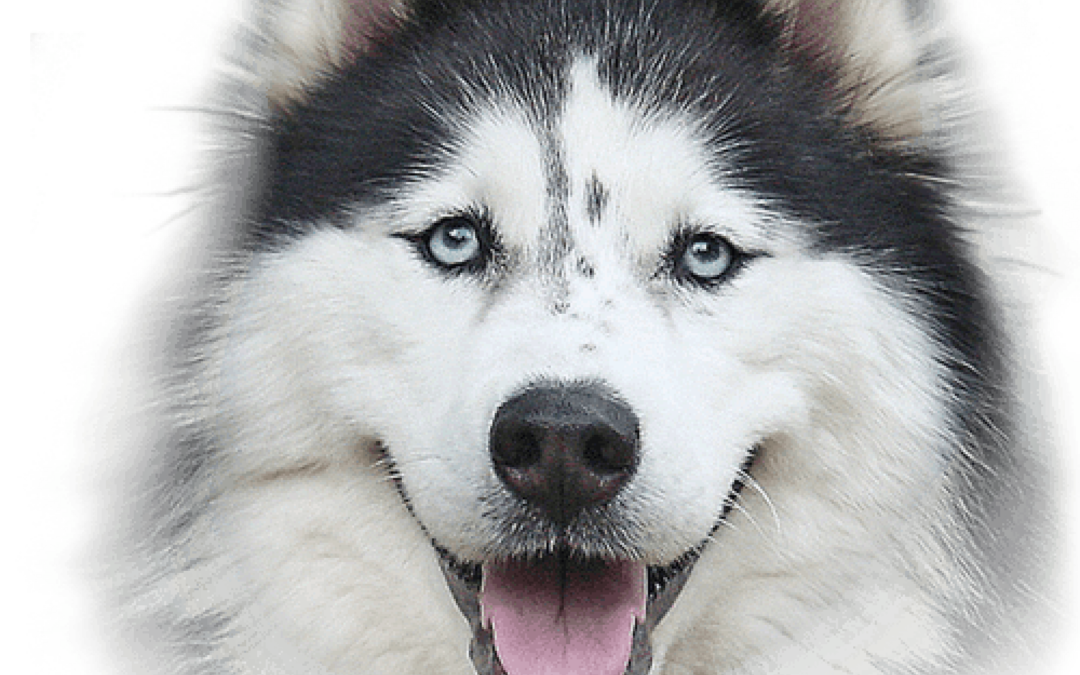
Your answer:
[581,427,633,475]
[489,382,640,524]
[497,429,542,469]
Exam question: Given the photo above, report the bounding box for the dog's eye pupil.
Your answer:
[427,217,483,267]
[680,233,734,282]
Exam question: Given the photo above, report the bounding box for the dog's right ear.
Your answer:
[249,0,411,108]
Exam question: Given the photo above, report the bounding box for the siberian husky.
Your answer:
[113,1,1060,673]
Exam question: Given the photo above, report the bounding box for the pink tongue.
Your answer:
[481,558,646,675]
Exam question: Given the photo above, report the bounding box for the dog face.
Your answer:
[210,9,967,671]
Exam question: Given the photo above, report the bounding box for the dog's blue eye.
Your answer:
[679,232,735,283]
[426,217,483,268]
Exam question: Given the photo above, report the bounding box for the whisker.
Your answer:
[736,469,782,537]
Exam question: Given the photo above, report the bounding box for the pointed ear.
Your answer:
[763,0,927,140]
[249,0,410,108]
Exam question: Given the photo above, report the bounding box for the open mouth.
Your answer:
[435,448,759,675]
[438,544,700,675]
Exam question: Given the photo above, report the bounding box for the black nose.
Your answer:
[489,382,640,524]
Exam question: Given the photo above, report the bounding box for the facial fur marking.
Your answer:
[537,125,572,276]
[584,173,610,224]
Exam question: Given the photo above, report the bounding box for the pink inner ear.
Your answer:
[783,0,844,61]
[343,0,408,54]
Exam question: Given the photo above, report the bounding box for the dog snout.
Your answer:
[489,382,640,524]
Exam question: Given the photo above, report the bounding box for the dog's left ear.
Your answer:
[249,0,411,108]
[764,0,929,140]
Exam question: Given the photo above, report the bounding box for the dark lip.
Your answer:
[435,445,760,675]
